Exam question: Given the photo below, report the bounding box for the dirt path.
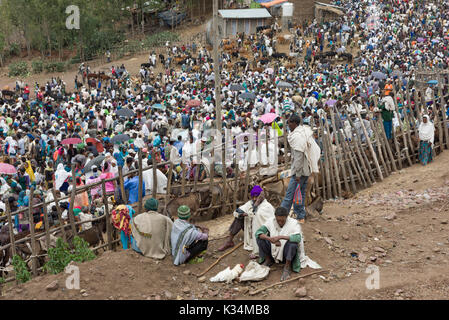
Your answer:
[2,151,448,300]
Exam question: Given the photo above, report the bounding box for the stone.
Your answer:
[358,253,367,263]
[342,234,349,240]
[373,247,386,253]
[433,247,440,253]
[164,291,173,299]
[155,295,161,300]
[182,287,191,294]
[370,256,377,262]
[82,293,89,297]
[241,287,250,294]
[362,247,369,252]
[324,237,333,245]
[385,213,397,221]
[198,276,206,283]
[295,287,307,298]
[183,270,191,276]
[208,290,219,297]
[46,281,59,292]
[80,289,86,294]
[298,278,306,286]
[441,220,448,225]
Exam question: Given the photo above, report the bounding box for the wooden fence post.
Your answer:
[165,163,174,216]
[138,150,143,216]
[51,189,67,243]
[42,202,51,251]
[5,202,16,257]
[28,187,37,277]
[152,151,158,199]
[68,165,78,235]
[102,180,114,251]
[118,166,127,204]
[330,109,349,193]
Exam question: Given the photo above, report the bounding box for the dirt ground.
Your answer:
[2,150,448,300]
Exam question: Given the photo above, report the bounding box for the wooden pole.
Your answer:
[213,0,222,134]
[28,187,37,277]
[369,117,389,176]
[323,120,339,198]
[5,202,16,257]
[102,180,113,251]
[233,137,240,212]
[69,165,78,234]
[318,120,332,199]
[330,109,349,193]
[243,134,253,201]
[51,189,67,243]
[152,151,158,199]
[403,82,416,158]
[165,162,174,216]
[438,77,449,149]
[282,117,290,164]
[118,166,127,204]
[138,150,143,215]
[338,129,358,192]
[42,201,51,251]
[355,108,383,181]
[392,84,412,167]
[196,242,244,277]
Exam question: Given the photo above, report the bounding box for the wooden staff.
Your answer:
[392,84,412,166]
[118,166,127,204]
[431,89,444,153]
[318,120,332,199]
[195,242,244,277]
[28,187,37,277]
[51,189,67,243]
[209,146,215,195]
[403,82,416,157]
[282,117,290,164]
[243,134,253,201]
[102,180,113,251]
[355,108,383,181]
[138,150,143,216]
[330,109,349,193]
[69,165,77,234]
[414,88,423,124]
[152,151,157,199]
[5,202,16,257]
[249,269,328,296]
[221,132,228,213]
[233,137,240,212]
[181,161,186,196]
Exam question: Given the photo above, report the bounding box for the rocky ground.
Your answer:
[2,151,448,300]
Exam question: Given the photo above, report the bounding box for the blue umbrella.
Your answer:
[152,104,166,110]
[428,80,438,85]
[341,25,351,32]
[27,133,35,140]
[371,71,387,80]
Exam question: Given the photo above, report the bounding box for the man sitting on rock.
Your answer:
[256,207,302,281]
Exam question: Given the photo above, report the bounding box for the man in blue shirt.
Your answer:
[181,111,190,129]
[123,173,145,205]
[173,136,184,156]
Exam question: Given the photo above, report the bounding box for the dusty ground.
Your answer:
[2,150,448,300]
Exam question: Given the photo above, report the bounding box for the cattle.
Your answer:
[339,52,353,63]
[272,52,287,59]
[164,194,200,222]
[256,25,271,33]
[141,63,152,68]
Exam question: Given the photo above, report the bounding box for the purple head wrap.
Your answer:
[250,185,263,198]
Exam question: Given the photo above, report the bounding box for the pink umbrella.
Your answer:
[326,99,337,106]
[260,113,278,124]
[186,100,201,107]
[0,163,17,175]
[61,138,82,145]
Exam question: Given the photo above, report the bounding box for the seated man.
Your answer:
[171,205,209,266]
[256,207,302,281]
[131,198,173,259]
[218,185,275,260]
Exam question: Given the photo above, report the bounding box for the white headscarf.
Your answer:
[55,164,72,190]
[419,115,435,145]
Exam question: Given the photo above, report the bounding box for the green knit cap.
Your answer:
[145,198,158,211]
[177,205,191,220]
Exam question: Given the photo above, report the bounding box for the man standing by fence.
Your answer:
[281,114,320,224]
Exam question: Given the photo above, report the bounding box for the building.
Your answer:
[218,8,273,37]
[314,1,344,22]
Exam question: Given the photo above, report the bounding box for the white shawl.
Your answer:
[287,125,321,173]
[234,199,275,255]
[418,115,435,145]
[265,216,321,269]
[54,164,72,190]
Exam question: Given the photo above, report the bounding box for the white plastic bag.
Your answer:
[239,261,270,282]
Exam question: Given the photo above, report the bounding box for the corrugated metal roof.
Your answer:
[218,9,272,19]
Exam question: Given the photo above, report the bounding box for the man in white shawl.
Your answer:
[217,185,275,259]
[281,114,320,223]
[256,207,320,281]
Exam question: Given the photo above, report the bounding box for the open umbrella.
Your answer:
[151,103,166,111]
[264,68,274,74]
[417,37,426,43]
[111,134,130,144]
[277,81,293,89]
[230,84,245,91]
[371,71,387,80]
[326,99,337,106]
[206,74,215,81]
[414,49,422,55]
[116,108,135,118]
[61,137,82,145]
[145,86,155,92]
[84,155,106,173]
[341,25,351,32]
[431,39,440,44]
[0,163,17,175]
[239,92,256,100]
[187,99,201,107]
[428,80,438,85]
[86,138,105,153]
[259,113,278,124]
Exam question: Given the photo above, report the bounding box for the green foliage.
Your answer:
[12,255,31,284]
[44,237,96,275]
[44,61,66,73]
[0,277,5,284]
[8,43,20,57]
[143,31,180,48]
[8,61,29,77]
[31,60,44,74]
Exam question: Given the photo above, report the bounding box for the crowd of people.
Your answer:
[0,0,448,278]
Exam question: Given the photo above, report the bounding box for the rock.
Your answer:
[324,237,333,245]
[441,220,448,225]
[155,295,161,300]
[198,276,206,283]
[295,287,307,297]
[241,287,250,294]
[373,247,386,253]
[183,270,191,276]
[80,289,86,294]
[385,213,396,221]
[46,281,59,291]
[362,247,369,252]
[182,287,191,294]
[394,289,403,296]
[342,234,349,240]
[370,256,377,262]
[164,291,173,299]
[176,296,184,300]
[82,293,89,297]
[298,278,306,286]
[16,288,23,294]
[433,247,440,253]
[358,253,367,263]
[208,290,219,297]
